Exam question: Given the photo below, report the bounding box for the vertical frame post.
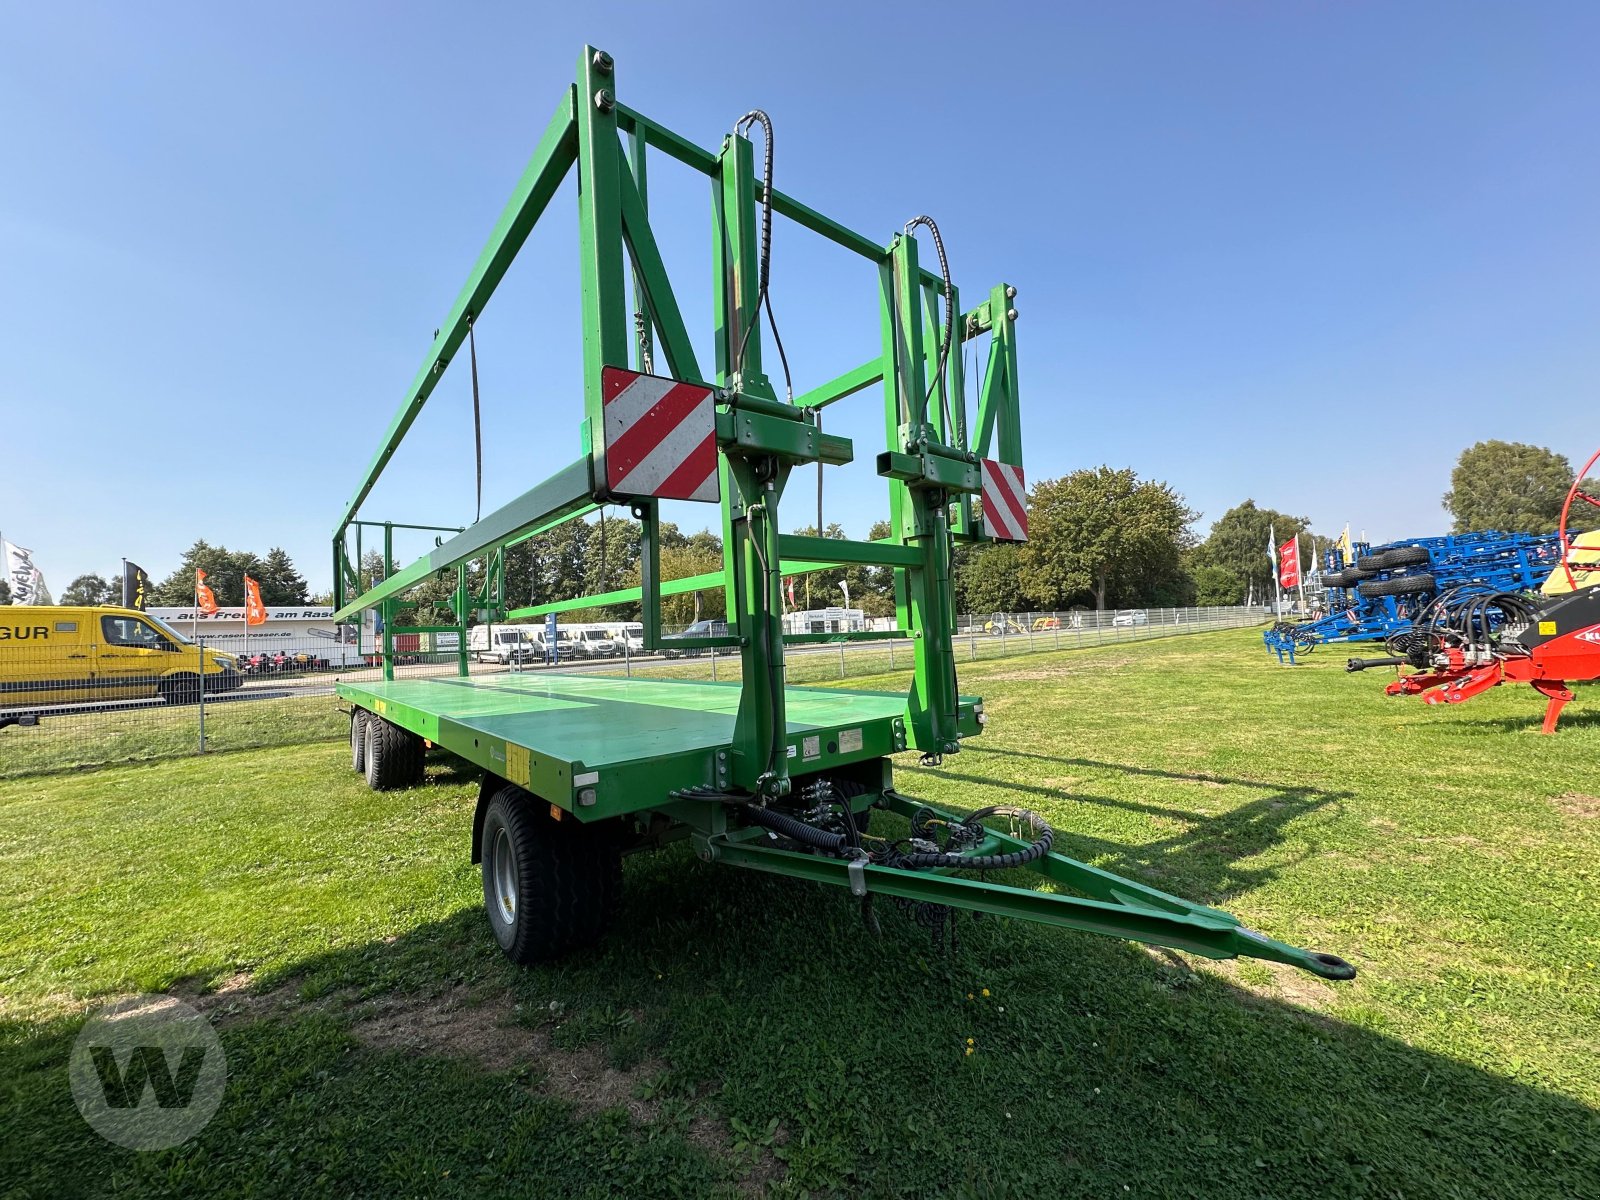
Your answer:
[575,45,628,486]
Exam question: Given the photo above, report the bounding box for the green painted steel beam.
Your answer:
[617,141,704,383]
[615,103,720,175]
[505,502,599,550]
[769,186,887,262]
[792,358,885,411]
[575,45,628,489]
[506,568,725,621]
[334,90,578,535]
[777,534,920,568]
[708,837,1354,979]
[333,459,592,622]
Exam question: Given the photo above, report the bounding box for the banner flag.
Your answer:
[195,569,220,616]
[1278,536,1302,590]
[3,540,47,605]
[244,575,267,626]
[123,561,150,610]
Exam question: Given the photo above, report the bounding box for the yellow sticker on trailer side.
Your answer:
[1539,621,1558,635]
[506,743,531,787]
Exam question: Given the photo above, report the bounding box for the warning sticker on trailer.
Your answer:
[601,367,720,503]
[506,743,530,787]
[803,735,821,761]
[838,728,863,754]
[1540,621,1558,635]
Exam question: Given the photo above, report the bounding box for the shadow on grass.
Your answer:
[6,855,1597,1199]
[914,748,1347,906]
[1450,706,1600,735]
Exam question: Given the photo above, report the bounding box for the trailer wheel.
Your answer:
[1357,573,1437,598]
[364,715,424,790]
[480,783,621,964]
[350,709,369,772]
[1321,570,1352,588]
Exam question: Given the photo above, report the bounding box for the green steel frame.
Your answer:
[330,47,1353,980]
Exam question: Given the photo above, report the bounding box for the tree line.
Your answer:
[12,438,1587,615]
[48,542,312,609]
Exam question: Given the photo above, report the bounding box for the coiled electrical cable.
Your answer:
[903,215,955,438]
[730,110,794,404]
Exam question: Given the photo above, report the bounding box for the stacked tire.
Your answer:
[1357,573,1436,598]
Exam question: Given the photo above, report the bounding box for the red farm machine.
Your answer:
[1348,448,1600,732]
[329,47,1355,981]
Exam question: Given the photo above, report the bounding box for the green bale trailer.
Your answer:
[332,46,1354,982]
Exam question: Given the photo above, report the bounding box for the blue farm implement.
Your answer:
[1266,530,1562,656]
[1346,450,1600,732]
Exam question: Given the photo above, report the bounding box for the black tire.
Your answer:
[350,709,369,772]
[480,783,621,964]
[1354,554,1387,571]
[1321,570,1352,588]
[1357,573,1437,598]
[1380,546,1430,568]
[1347,566,1377,580]
[158,675,201,705]
[364,715,425,790]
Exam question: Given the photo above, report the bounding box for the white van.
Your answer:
[469,624,542,664]
[561,624,619,658]
[609,622,646,656]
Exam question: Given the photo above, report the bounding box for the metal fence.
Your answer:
[0,606,1266,778]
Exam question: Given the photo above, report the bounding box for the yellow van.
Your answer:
[0,606,242,708]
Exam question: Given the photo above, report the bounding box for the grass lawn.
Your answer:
[1,629,1597,1197]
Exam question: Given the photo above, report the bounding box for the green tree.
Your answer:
[256,547,308,605]
[1196,501,1311,604]
[148,542,308,607]
[150,541,256,606]
[785,522,896,617]
[1017,467,1196,611]
[58,573,118,606]
[623,529,723,626]
[955,543,1026,615]
[1192,564,1244,606]
[1443,440,1576,534]
[0,578,12,605]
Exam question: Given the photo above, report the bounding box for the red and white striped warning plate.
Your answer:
[981,459,1028,541]
[601,367,720,503]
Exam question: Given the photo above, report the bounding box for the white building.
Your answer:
[147,605,366,663]
[781,606,866,636]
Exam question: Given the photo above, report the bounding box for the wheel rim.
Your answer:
[490,827,517,925]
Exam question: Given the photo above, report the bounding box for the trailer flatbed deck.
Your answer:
[337,673,979,821]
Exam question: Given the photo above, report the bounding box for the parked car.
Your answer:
[661,619,729,658]
[1111,610,1149,627]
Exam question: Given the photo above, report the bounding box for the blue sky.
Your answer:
[3,2,1595,593]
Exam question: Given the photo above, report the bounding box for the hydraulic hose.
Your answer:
[890,805,1054,871]
[740,802,847,851]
